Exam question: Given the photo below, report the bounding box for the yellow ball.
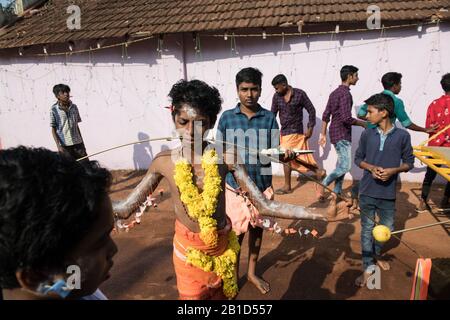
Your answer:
[372,225,391,243]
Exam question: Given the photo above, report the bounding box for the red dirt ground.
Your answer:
[101,170,450,300]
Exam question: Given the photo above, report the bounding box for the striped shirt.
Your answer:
[216,104,280,191]
[50,102,83,146]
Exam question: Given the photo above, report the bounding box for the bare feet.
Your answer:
[350,199,359,212]
[327,194,353,221]
[376,258,391,271]
[317,169,327,180]
[327,211,354,222]
[355,270,373,287]
[247,274,270,294]
[315,183,325,202]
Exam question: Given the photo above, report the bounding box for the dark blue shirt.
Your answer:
[354,127,414,200]
[216,104,280,191]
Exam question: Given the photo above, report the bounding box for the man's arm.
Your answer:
[51,127,64,152]
[358,161,385,180]
[354,130,383,179]
[302,91,316,139]
[112,155,164,219]
[271,94,279,118]
[401,134,415,171]
[392,98,412,128]
[319,97,332,147]
[225,153,326,221]
[406,122,438,133]
[50,110,64,152]
[73,105,86,144]
[341,94,366,128]
[376,163,411,182]
[355,119,368,128]
[405,123,426,132]
[395,98,437,133]
[394,99,428,132]
[354,130,370,170]
[357,103,368,121]
[378,132,414,181]
[319,120,329,147]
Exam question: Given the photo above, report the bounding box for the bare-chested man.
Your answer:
[113,79,326,300]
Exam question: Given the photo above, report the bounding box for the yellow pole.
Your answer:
[420,123,450,146]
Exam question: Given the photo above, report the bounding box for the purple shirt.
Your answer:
[322,85,357,144]
[271,87,316,136]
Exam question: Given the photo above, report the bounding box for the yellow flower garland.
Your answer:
[174,149,240,298]
[186,231,240,298]
[173,149,222,246]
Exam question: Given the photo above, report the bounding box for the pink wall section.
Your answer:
[0,24,449,182]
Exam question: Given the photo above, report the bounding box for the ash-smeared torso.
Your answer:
[154,149,229,233]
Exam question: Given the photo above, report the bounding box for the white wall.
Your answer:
[1,24,449,182]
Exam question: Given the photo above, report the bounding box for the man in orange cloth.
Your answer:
[113,79,327,300]
[172,220,231,299]
[271,74,326,197]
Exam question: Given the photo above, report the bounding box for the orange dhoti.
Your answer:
[280,133,318,173]
[172,219,232,300]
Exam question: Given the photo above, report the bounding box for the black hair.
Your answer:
[53,84,70,97]
[381,72,402,90]
[0,147,112,289]
[236,67,263,88]
[441,73,450,92]
[340,65,359,82]
[271,74,288,86]
[364,93,395,118]
[168,79,222,126]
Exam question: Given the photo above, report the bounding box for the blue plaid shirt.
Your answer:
[216,104,280,191]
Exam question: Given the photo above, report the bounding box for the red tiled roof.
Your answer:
[0,0,449,49]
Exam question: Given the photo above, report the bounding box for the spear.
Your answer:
[76,136,181,161]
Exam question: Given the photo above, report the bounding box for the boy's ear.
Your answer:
[15,269,50,291]
[16,269,71,299]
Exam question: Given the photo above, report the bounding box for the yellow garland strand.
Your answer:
[174,149,240,298]
[173,149,222,247]
[186,231,240,299]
